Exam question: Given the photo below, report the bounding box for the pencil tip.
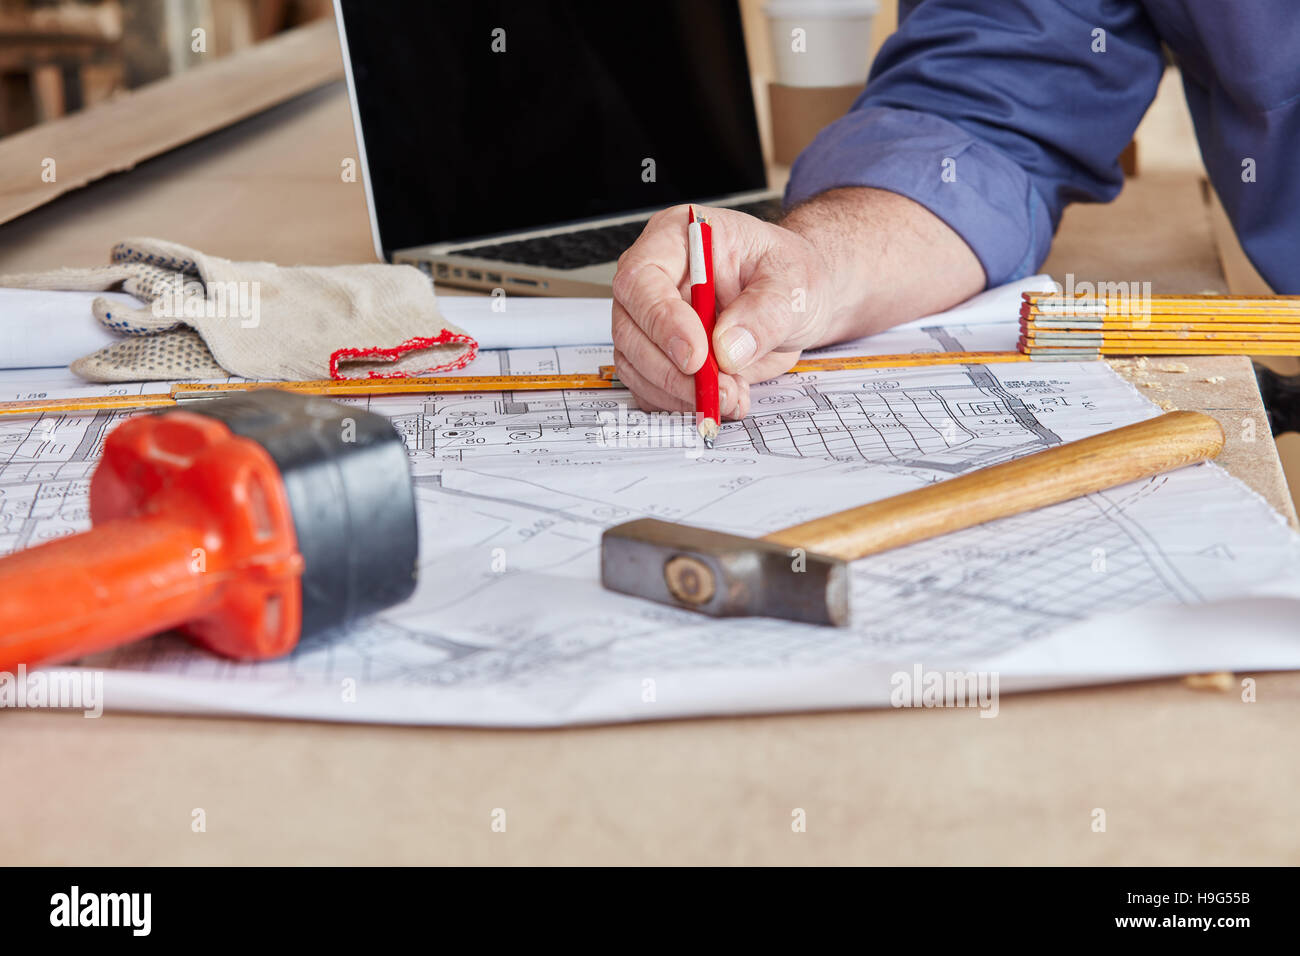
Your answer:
[698,417,718,449]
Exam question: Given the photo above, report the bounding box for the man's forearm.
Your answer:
[781,187,987,347]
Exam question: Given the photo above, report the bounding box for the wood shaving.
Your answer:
[1158,362,1189,373]
[1204,375,1226,384]
[1156,399,1178,410]
[1182,671,1235,692]
[1141,381,1165,390]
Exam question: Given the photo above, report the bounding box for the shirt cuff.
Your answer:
[784,104,1055,288]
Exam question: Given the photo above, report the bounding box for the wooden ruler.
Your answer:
[0,351,1032,418]
[588,350,1027,379]
[786,350,1028,372]
[174,373,614,398]
[1027,344,1300,357]
[1023,292,1300,315]
[0,373,615,418]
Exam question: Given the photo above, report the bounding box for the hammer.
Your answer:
[601,411,1225,625]
[0,389,418,671]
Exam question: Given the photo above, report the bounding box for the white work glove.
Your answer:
[0,238,477,382]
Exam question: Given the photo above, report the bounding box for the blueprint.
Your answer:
[4,318,1300,725]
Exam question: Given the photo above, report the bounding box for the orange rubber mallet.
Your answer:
[0,390,418,671]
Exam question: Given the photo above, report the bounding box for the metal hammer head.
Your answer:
[600,518,849,626]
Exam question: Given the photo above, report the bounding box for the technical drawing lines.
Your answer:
[738,371,1060,472]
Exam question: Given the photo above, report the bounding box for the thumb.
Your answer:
[712,275,823,375]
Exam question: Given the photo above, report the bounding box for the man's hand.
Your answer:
[611,205,835,420]
[610,188,987,420]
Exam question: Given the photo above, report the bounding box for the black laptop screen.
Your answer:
[337,1,767,257]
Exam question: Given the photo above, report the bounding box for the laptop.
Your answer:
[334,1,779,296]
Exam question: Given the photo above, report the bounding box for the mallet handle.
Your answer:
[0,516,216,673]
[761,411,1225,561]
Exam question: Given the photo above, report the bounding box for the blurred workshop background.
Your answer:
[0,0,329,134]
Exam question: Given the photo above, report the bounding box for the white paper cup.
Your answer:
[765,0,878,88]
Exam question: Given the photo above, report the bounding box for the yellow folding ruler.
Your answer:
[0,351,1031,418]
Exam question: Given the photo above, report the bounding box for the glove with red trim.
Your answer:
[0,237,477,382]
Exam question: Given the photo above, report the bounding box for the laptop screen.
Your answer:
[337,1,767,258]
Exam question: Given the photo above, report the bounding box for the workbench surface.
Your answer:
[2,81,1296,866]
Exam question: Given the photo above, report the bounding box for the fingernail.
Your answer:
[666,336,694,371]
[720,382,731,412]
[718,328,757,369]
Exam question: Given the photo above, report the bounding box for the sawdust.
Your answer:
[1158,362,1190,373]
[1141,382,1165,390]
[1155,399,1178,411]
[1182,671,1235,692]
[1204,375,1226,384]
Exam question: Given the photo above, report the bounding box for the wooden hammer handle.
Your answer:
[761,411,1225,561]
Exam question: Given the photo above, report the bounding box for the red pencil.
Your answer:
[687,205,720,447]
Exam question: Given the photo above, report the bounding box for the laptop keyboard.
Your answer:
[452,197,784,271]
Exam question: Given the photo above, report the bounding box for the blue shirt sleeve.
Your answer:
[785,0,1166,287]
